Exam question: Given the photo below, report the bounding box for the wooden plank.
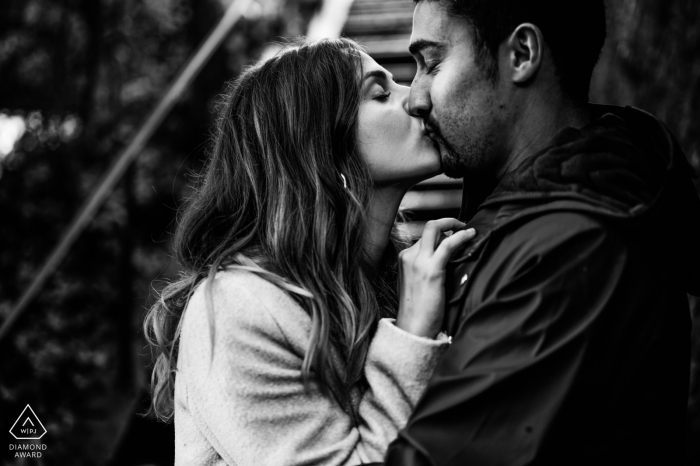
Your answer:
[400,189,462,211]
[352,36,412,58]
[402,219,465,239]
[349,0,412,9]
[344,24,413,36]
[416,174,463,187]
[381,62,416,83]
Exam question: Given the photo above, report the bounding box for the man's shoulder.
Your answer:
[444,209,632,334]
[451,207,625,283]
[490,209,623,258]
[447,209,624,311]
[452,209,628,295]
[510,209,608,233]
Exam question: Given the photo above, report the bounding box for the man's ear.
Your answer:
[504,23,543,84]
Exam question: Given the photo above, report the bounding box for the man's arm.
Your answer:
[385,213,629,466]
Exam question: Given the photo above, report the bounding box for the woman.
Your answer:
[144,38,475,465]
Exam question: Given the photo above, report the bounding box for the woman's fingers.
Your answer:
[396,223,476,339]
[432,228,476,266]
[419,218,468,254]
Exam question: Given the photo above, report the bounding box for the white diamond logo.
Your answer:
[9,405,47,440]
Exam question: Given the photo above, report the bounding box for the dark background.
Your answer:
[0,0,698,464]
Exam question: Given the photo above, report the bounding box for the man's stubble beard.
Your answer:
[426,115,496,180]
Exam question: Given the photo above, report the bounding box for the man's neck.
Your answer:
[498,98,591,180]
[459,98,590,222]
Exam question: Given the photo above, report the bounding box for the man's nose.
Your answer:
[407,77,431,118]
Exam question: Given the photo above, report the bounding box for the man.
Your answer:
[385,1,700,465]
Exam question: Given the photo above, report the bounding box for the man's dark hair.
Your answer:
[415,0,607,104]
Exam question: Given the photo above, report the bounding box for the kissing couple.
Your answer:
[145,1,700,465]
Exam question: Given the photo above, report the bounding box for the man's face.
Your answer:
[409,1,507,179]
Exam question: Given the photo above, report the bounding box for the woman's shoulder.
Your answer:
[176,271,313,421]
[183,269,310,346]
[197,268,295,302]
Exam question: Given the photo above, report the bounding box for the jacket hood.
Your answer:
[474,104,700,295]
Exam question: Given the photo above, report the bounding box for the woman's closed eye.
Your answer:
[372,91,391,102]
[363,68,395,101]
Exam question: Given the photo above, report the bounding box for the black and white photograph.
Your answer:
[1,0,699,465]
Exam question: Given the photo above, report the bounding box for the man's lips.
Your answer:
[421,121,443,150]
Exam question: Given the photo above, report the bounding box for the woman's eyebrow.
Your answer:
[362,69,393,83]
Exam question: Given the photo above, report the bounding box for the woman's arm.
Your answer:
[177,271,449,466]
[355,317,450,457]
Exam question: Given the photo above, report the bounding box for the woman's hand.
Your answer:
[395,219,476,339]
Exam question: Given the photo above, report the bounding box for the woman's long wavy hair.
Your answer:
[144,38,409,422]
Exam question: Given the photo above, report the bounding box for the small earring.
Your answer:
[339,173,348,190]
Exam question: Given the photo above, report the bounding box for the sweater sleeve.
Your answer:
[176,271,449,466]
[358,318,451,457]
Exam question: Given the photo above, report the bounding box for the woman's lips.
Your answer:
[424,129,439,145]
[424,131,441,152]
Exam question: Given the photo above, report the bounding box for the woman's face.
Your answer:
[356,53,441,187]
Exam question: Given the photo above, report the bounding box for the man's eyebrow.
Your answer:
[362,69,392,83]
[408,39,443,56]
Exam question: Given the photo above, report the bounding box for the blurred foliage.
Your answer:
[0,0,698,464]
[0,0,319,464]
[590,1,700,462]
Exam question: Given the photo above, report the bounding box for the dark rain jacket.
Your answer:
[382,104,700,466]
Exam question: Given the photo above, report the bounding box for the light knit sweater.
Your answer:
[174,269,449,465]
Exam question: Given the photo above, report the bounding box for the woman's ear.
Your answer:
[505,23,544,84]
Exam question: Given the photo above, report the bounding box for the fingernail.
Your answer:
[466,228,476,234]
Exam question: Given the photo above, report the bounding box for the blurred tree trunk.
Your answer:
[591,0,700,181]
[590,1,700,463]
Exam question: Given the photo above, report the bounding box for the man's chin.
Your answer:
[439,151,464,179]
[442,168,463,179]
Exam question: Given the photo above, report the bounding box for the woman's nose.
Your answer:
[398,84,413,115]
